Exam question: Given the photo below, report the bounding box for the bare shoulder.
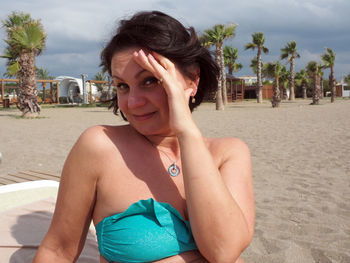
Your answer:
[205,137,251,165]
[64,124,133,178]
[75,124,131,154]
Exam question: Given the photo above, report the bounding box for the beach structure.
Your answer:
[0,79,60,106]
[240,75,258,86]
[55,76,99,104]
[336,82,350,97]
[226,75,273,101]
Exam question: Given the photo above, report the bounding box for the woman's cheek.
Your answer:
[117,95,127,113]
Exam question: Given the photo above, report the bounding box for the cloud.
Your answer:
[0,0,349,79]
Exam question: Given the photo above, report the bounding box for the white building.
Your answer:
[336,81,350,97]
[55,76,99,103]
[239,75,258,86]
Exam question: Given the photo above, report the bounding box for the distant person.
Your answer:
[34,11,254,263]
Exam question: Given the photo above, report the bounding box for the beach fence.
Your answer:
[225,76,274,101]
[1,78,112,107]
[0,79,60,107]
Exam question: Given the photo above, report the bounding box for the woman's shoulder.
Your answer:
[205,137,251,162]
[74,125,134,155]
[206,136,250,152]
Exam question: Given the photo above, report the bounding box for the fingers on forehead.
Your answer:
[152,52,174,70]
[133,50,154,73]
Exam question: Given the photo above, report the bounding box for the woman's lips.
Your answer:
[132,112,156,121]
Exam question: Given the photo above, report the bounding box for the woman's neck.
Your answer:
[143,133,180,157]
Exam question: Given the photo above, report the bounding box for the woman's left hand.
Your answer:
[133,49,199,136]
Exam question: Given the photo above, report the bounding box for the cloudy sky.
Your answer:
[1,0,349,81]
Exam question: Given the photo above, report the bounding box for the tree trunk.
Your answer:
[219,45,228,106]
[256,48,263,103]
[281,83,288,100]
[18,51,41,117]
[302,81,307,99]
[271,76,280,107]
[289,57,295,100]
[228,64,233,75]
[330,66,335,103]
[320,76,324,99]
[312,73,320,105]
[215,47,224,110]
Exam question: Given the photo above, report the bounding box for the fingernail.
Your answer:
[139,49,145,56]
[148,53,155,60]
[133,51,138,57]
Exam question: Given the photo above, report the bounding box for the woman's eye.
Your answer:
[142,77,158,87]
[116,83,129,92]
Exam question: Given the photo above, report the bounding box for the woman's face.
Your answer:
[111,48,172,135]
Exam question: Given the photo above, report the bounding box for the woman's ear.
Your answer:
[187,65,200,93]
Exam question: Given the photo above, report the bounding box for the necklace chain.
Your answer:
[144,136,180,177]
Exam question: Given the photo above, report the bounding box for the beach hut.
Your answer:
[336,82,350,97]
[55,76,99,103]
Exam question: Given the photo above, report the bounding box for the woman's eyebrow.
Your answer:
[134,69,148,79]
[112,69,149,82]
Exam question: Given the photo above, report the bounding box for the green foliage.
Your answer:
[9,21,46,54]
[306,61,319,75]
[250,57,265,76]
[295,69,309,86]
[94,71,108,91]
[265,61,282,80]
[36,67,53,79]
[7,61,20,76]
[280,41,300,62]
[200,24,237,47]
[321,47,336,68]
[245,32,269,54]
[279,66,290,85]
[344,73,350,85]
[223,46,242,74]
[1,11,46,77]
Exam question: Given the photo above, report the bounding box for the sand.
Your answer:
[0,99,349,262]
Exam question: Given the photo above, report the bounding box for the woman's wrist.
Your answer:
[176,125,203,144]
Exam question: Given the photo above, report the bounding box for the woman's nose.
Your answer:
[128,89,147,109]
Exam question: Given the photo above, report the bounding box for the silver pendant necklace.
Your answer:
[156,147,180,177]
[144,136,180,177]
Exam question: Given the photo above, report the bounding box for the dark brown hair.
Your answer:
[101,10,219,118]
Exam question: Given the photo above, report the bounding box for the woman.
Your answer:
[34,11,254,263]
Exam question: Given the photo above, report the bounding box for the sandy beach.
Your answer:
[0,99,349,262]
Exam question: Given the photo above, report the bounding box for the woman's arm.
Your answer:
[179,133,254,263]
[134,50,254,262]
[33,127,103,262]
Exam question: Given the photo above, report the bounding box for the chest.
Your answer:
[93,156,189,225]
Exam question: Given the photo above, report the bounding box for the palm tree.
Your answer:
[306,61,321,105]
[319,70,324,99]
[279,66,290,100]
[295,69,309,99]
[1,47,21,77]
[280,41,300,101]
[223,46,242,75]
[245,32,269,103]
[265,61,282,107]
[321,47,336,102]
[201,23,237,109]
[36,68,53,102]
[344,73,350,85]
[2,12,46,117]
[1,12,32,77]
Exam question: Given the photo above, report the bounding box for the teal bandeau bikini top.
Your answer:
[95,198,198,263]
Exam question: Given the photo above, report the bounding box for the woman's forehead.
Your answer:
[111,48,153,80]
